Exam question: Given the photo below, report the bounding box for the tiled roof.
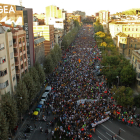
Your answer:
[116,32,128,37]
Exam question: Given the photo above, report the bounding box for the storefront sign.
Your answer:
[0,5,15,14]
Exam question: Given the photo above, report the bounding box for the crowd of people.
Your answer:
[43,24,140,140]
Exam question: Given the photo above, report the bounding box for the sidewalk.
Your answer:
[12,83,48,140]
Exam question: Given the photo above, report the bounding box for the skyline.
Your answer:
[2,0,140,16]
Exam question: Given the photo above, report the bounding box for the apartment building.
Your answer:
[54,29,64,47]
[33,24,54,55]
[116,32,140,58]
[12,28,28,82]
[131,49,140,91]
[109,21,140,39]
[0,25,17,96]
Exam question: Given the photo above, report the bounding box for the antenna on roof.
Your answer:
[19,0,22,6]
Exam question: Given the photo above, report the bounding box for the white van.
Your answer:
[41,93,48,102]
[45,86,51,94]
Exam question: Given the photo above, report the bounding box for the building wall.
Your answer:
[23,8,34,68]
[109,22,140,38]
[34,41,45,64]
[0,32,17,96]
[13,30,28,82]
[131,50,140,91]
[33,25,54,55]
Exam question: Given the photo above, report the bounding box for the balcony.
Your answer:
[23,42,25,46]
[24,57,26,62]
[21,68,24,73]
[13,42,17,48]
[20,60,23,65]
[14,53,18,57]
[16,69,20,74]
[19,43,22,47]
[23,50,26,54]
[15,61,19,66]
[20,52,22,56]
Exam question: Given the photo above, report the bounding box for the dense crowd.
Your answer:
[43,24,140,140]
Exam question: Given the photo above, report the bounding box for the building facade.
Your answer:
[33,24,54,55]
[0,25,17,96]
[12,29,28,82]
[109,21,140,39]
[34,33,45,64]
[131,49,140,91]
[99,10,110,23]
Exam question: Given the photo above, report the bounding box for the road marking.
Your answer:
[98,136,103,140]
[97,130,110,140]
[108,120,112,123]
[92,138,96,140]
[106,132,112,137]
[120,128,125,132]
[101,124,125,140]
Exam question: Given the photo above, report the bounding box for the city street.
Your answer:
[15,24,140,140]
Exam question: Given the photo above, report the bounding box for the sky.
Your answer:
[2,0,140,16]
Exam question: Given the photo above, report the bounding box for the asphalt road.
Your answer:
[92,120,140,140]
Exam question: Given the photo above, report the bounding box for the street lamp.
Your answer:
[116,76,119,87]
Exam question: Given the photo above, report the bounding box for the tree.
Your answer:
[53,44,62,61]
[15,80,29,114]
[112,86,134,107]
[50,49,58,66]
[44,54,55,74]
[29,67,41,92]
[34,62,45,85]
[0,111,9,140]
[22,72,36,104]
[120,64,136,86]
[1,93,18,134]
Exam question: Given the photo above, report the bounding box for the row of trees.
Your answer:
[93,21,136,107]
[61,20,82,50]
[43,44,62,74]
[0,20,82,139]
[0,62,45,140]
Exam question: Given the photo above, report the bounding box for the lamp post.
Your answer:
[116,76,119,87]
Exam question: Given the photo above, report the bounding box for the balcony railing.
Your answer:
[15,61,19,65]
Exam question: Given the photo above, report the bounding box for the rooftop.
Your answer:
[116,32,128,37]
[34,36,45,45]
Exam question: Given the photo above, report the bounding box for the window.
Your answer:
[9,40,13,47]
[125,28,126,31]
[11,64,15,70]
[0,80,9,89]
[128,28,130,31]
[13,75,16,81]
[20,56,23,61]
[132,28,134,31]
[10,52,14,59]
[20,47,22,53]
[21,64,23,69]
[129,49,130,54]
[138,81,140,86]
[26,35,28,38]
[22,37,25,42]
[0,69,7,77]
[133,56,134,61]
[138,64,140,69]
[135,59,137,64]
[138,73,140,78]
[25,62,27,66]
[0,56,6,64]
[24,54,26,59]
[131,44,132,47]
[19,38,21,44]
[122,39,124,41]
[136,28,138,31]
[23,45,25,51]
[0,43,4,50]
[135,44,136,48]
